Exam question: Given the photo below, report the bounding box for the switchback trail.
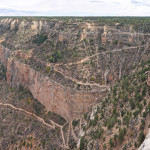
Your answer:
[67,44,150,66]
[54,63,109,90]
[0,103,70,149]
[54,44,149,90]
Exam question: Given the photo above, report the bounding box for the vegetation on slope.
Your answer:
[79,60,150,150]
[0,63,67,150]
[2,16,150,26]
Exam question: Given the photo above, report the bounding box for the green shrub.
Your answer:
[107,115,117,129]
[92,126,104,139]
[90,113,98,126]
[45,66,51,73]
[72,120,79,127]
[0,64,6,80]
[113,40,118,45]
[113,87,117,96]
[138,131,145,146]
[114,134,118,141]
[123,114,130,126]
[143,111,147,118]
[118,128,126,143]
[129,98,135,110]
[135,93,143,102]
[140,74,146,82]
[41,140,46,149]
[33,103,42,116]
[133,110,139,118]
[123,94,128,102]
[140,120,145,130]
[148,86,150,95]
[49,50,63,63]
[18,85,25,93]
[109,138,114,147]
[103,144,106,149]
[142,85,147,96]
[80,136,85,150]
[33,34,47,45]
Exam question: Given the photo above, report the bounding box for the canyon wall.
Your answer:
[0,45,105,121]
[1,43,150,121]
[0,19,150,121]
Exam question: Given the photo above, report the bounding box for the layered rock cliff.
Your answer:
[0,45,105,121]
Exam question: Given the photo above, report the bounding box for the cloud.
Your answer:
[0,0,150,16]
[131,0,143,4]
[90,0,103,3]
[0,8,38,16]
[0,8,36,14]
[131,0,150,6]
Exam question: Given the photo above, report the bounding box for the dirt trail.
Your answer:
[66,123,71,146]
[110,29,150,36]
[68,44,149,65]
[0,103,70,149]
[70,121,78,141]
[54,44,149,90]
[54,64,109,90]
[50,120,69,149]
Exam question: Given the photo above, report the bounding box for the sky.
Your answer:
[0,0,150,16]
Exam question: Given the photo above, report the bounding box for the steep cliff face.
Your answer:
[139,129,150,150]
[0,45,106,121]
[0,18,150,121]
[77,61,150,150]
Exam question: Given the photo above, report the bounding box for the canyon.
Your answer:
[0,17,150,149]
[0,18,150,121]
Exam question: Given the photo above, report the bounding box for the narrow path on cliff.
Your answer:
[67,44,149,65]
[54,63,109,90]
[109,29,150,36]
[0,103,70,149]
[70,121,78,141]
[54,44,149,89]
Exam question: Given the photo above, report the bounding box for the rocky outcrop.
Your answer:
[0,45,105,121]
[1,18,150,121]
[139,129,150,150]
[1,43,150,121]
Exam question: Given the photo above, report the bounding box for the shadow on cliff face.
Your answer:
[0,63,6,80]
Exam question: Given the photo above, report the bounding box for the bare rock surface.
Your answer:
[139,129,150,150]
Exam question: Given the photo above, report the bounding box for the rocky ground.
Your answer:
[77,60,150,150]
[0,64,77,150]
[0,17,150,150]
[1,18,150,121]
